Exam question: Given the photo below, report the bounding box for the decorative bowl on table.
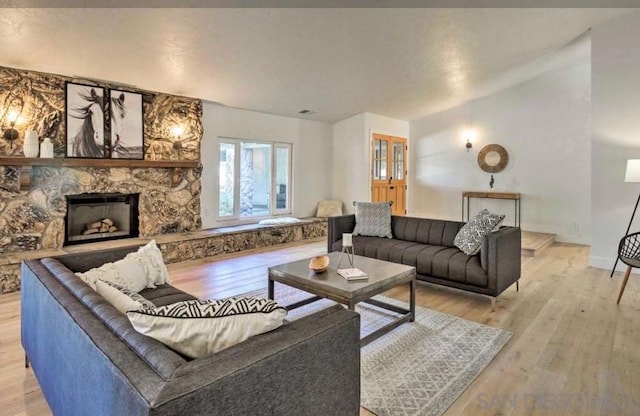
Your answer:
[309,255,330,273]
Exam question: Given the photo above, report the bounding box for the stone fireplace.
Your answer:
[64,193,140,246]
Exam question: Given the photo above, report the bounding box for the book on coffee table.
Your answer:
[337,268,369,281]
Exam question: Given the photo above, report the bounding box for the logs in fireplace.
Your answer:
[82,218,119,235]
[64,193,139,246]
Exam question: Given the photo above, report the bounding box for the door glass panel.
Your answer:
[219,143,235,217]
[380,140,387,180]
[373,139,380,180]
[393,142,404,180]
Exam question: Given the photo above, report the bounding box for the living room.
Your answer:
[2,5,640,416]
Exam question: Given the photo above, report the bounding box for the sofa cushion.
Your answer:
[139,285,197,307]
[454,209,505,255]
[353,201,393,238]
[371,238,413,262]
[127,297,287,358]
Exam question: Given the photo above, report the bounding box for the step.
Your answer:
[521,231,556,257]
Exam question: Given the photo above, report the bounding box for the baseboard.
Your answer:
[590,256,640,275]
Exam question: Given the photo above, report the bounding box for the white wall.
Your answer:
[409,61,591,244]
[201,104,334,228]
[332,113,366,214]
[591,11,640,271]
[332,112,409,214]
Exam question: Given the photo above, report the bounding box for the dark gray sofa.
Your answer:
[21,246,361,416]
[328,215,521,302]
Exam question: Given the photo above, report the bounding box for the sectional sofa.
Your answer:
[21,246,361,416]
[328,214,521,304]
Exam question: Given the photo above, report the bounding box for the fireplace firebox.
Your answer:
[64,193,140,246]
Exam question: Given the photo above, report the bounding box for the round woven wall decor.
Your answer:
[477,144,509,173]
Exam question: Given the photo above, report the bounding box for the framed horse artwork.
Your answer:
[65,82,106,158]
[108,89,144,160]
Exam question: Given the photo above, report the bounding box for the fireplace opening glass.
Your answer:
[64,193,140,246]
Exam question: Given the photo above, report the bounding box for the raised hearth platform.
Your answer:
[0,217,327,294]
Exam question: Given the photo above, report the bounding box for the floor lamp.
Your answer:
[611,159,640,277]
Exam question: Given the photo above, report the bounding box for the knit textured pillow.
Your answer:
[454,209,505,255]
[352,202,393,238]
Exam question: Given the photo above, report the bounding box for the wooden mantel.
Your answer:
[0,157,199,168]
[0,157,199,191]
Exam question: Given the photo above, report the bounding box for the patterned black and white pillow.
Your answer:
[127,297,287,358]
[454,209,505,256]
[353,202,393,238]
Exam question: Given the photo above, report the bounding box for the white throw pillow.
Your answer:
[454,209,506,255]
[76,256,147,293]
[94,280,147,314]
[125,240,171,288]
[127,297,287,358]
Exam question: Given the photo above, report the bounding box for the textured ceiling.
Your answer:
[0,8,635,122]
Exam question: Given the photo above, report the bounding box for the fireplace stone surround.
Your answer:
[0,165,202,255]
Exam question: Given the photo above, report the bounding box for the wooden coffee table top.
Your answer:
[268,252,415,304]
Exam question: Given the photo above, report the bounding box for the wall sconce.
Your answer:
[3,110,19,148]
[170,125,185,139]
[462,128,477,152]
[171,125,185,157]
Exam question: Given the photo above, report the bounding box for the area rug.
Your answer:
[242,284,512,416]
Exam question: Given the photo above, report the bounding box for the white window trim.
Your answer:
[216,137,293,225]
[273,142,292,215]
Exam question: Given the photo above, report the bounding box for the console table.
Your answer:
[462,191,521,227]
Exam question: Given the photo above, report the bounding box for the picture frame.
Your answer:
[65,82,106,158]
[108,89,144,160]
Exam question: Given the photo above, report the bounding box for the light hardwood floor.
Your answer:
[1,239,639,415]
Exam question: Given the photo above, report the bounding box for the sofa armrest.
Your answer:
[155,305,361,416]
[328,214,356,252]
[482,226,521,296]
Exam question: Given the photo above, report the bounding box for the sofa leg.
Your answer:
[25,354,30,369]
[490,297,496,312]
[516,281,519,292]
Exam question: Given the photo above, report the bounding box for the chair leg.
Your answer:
[617,266,633,304]
[25,354,30,369]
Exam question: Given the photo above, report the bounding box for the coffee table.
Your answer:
[268,252,416,346]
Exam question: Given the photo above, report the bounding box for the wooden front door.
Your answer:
[371,133,407,216]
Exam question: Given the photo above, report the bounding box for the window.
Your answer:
[274,144,291,212]
[218,139,292,220]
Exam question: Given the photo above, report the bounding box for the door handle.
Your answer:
[388,176,393,184]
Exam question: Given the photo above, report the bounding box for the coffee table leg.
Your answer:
[268,278,274,300]
[410,278,415,322]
